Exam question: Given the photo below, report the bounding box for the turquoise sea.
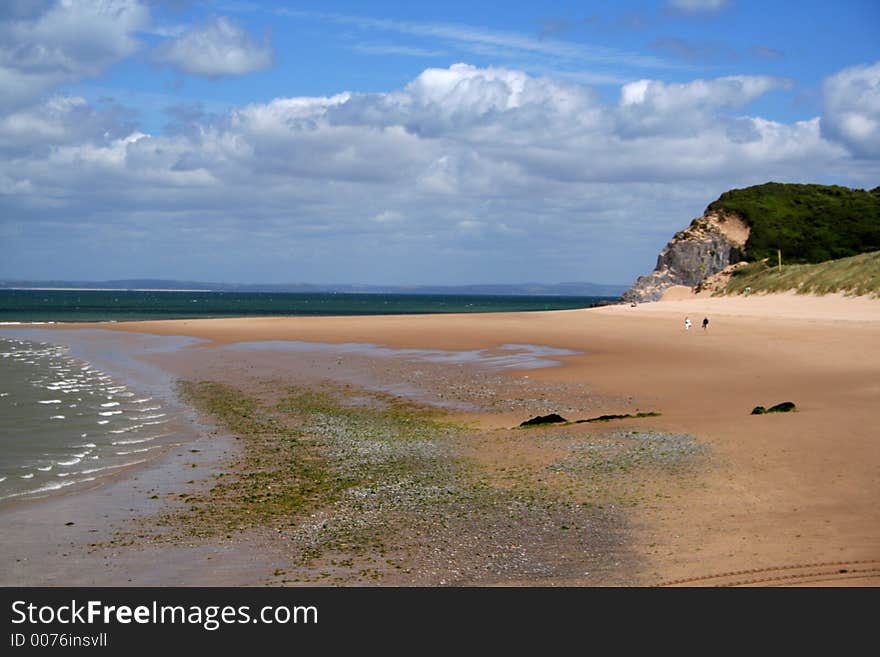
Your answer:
[0,289,613,323]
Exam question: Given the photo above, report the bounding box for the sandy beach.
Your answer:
[2,291,878,586]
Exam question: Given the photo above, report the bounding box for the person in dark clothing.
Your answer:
[702,317,709,330]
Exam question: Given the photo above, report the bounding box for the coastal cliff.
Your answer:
[621,183,880,303]
[622,210,749,303]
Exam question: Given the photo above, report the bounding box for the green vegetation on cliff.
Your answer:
[708,182,880,264]
[725,250,880,297]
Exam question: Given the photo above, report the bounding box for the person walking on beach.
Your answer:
[702,317,709,330]
[684,317,692,331]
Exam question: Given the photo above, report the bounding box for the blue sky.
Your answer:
[1,0,879,285]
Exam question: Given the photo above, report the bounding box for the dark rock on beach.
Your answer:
[574,411,661,424]
[751,401,797,415]
[519,413,568,427]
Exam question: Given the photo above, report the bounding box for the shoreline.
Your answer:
[0,328,206,506]
[2,292,878,585]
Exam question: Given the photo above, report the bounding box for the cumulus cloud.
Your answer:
[152,16,273,77]
[0,65,839,194]
[0,62,872,284]
[620,76,788,109]
[0,94,135,155]
[328,63,604,140]
[822,61,880,158]
[0,0,149,111]
[617,75,793,137]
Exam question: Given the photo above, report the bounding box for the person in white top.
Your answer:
[684,317,692,331]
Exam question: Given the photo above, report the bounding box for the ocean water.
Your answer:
[0,289,612,323]
[0,333,194,502]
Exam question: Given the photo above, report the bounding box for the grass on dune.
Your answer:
[723,250,880,297]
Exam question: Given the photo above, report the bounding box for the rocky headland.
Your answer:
[622,210,749,303]
[621,182,880,303]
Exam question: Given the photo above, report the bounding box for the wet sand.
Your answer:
[3,292,879,586]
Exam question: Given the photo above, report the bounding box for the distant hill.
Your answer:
[708,182,880,264]
[0,279,627,297]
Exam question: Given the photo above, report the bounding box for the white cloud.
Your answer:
[620,76,790,110]
[0,0,149,111]
[328,63,605,141]
[0,64,847,196]
[0,63,874,285]
[822,61,880,158]
[0,95,127,154]
[153,16,273,77]
[617,75,793,136]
